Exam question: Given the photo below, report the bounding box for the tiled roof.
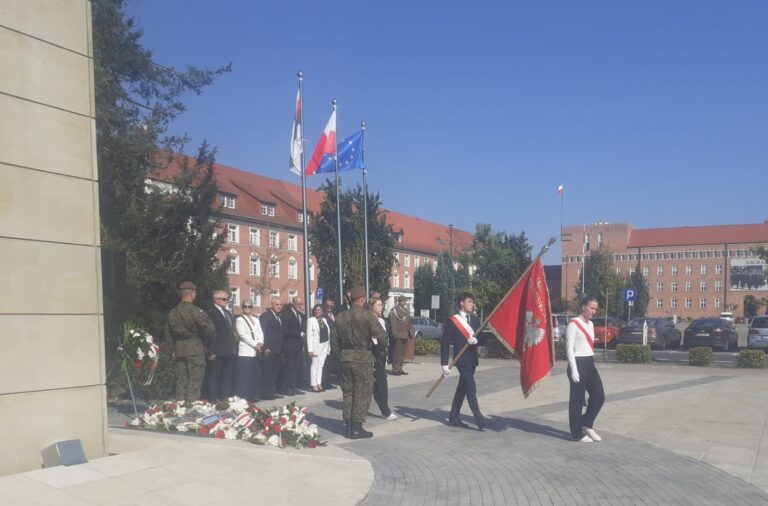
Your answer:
[154,154,472,256]
[627,222,768,248]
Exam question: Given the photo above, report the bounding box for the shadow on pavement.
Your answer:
[490,416,572,440]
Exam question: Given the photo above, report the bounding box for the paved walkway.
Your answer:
[2,356,768,504]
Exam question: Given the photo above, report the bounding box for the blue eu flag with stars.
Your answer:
[316,130,365,174]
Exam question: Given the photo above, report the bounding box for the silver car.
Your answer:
[412,316,443,340]
[747,316,768,350]
[552,313,569,342]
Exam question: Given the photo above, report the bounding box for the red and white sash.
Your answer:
[570,318,594,350]
[449,313,474,341]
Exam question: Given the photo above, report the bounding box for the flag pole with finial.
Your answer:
[361,121,370,297]
[332,99,344,304]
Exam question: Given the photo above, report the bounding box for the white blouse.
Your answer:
[565,317,595,371]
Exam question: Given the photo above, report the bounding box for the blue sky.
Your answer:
[125,1,768,264]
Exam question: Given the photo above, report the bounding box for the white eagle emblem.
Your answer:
[523,311,545,350]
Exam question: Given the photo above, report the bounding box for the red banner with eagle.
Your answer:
[487,258,554,398]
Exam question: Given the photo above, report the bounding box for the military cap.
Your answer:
[396,295,410,302]
[179,281,197,290]
[349,286,366,300]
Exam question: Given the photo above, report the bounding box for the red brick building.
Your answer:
[561,222,768,319]
[154,158,473,313]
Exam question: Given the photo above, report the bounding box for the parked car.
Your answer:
[552,313,569,342]
[719,312,735,323]
[615,317,682,350]
[411,316,442,340]
[591,317,624,347]
[747,316,768,350]
[683,318,739,351]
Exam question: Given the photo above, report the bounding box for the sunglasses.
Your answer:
[243,306,253,309]
[216,297,230,301]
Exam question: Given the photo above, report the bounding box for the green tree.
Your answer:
[575,246,625,317]
[435,252,456,321]
[308,180,395,302]
[470,224,532,317]
[624,267,649,319]
[413,264,437,316]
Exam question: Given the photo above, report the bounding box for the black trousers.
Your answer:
[372,359,391,417]
[281,349,302,392]
[204,355,235,401]
[234,356,260,401]
[260,352,281,398]
[568,356,605,439]
[450,364,483,423]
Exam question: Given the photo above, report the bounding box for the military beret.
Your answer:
[179,281,197,290]
[396,295,409,302]
[349,286,366,300]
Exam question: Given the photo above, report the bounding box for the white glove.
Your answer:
[467,336,478,346]
[442,365,451,377]
[570,370,580,383]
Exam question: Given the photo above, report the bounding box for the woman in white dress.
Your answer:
[234,301,264,401]
[307,304,331,392]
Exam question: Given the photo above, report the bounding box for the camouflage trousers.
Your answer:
[174,338,206,402]
[340,360,374,423]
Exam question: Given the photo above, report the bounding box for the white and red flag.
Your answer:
[289,88,303,175]
[305,109,337,176]
[557,184,564,194]
[487,258,554,397]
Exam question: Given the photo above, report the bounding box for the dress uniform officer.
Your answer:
[164,281,216,402]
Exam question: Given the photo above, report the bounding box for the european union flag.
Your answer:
[316,130,365,174]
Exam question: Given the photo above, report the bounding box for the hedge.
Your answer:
[555,340,567,361]
[689,347,713,366]
[738,350,767,369]
[414,339,441,356]
[616,344,652,363]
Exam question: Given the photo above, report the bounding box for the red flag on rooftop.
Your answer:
[487,258,554,398]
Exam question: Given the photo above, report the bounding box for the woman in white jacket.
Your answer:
[234,301,264,401]
[307,304,331,392]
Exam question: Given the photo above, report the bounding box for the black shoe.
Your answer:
[447,418,469,429]
[264,394,284,400]
[321,384,337,390]
[293,389,306,395]
[477,419,487,431]
[351,422,373,439]
[344,421,354,439]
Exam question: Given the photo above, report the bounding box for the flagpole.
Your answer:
[426,237,557,398]
[297,71,311,326]
[333,99,344,304]
[361,121,370,298]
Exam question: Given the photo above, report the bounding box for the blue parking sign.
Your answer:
[623,289,637,302]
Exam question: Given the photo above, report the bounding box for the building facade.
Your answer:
[561,222,768,319]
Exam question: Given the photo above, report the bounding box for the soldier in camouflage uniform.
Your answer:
[164,281,216,402]
[335,286,387,439]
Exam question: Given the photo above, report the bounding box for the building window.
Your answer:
[288,290,297,300]
[404,271,411,289]
[297,212,309,223]
[685,282,692,292]
[671,265,678,276]
[715,298,722,308]
[642,267,649,277]
[253,290,263,308]
[270,289,280,299]
[249,227,260,246]
[700,282,707,292]
[228,253,239,275]
[229,287,239,310]
[227,224,239,243]
[616,267,622,275]
[261,204,276,216]
[700,298,707,309]
[414,256,420,268]
[405,255,410,268]
[309,260,315,281]
[270,256,279,278]
[288,234,297,252]
[657,266,664,277]
[249,255,260,276]
[597,232,603,247]
[715,281,722,292]
[671,298,678,309]
[715,264,722,275]
[288,257,297,279]
[656,282,663,292]
[686,265,692,276]
[220,194,237,209]
[685,298,692,309]
[700,265,707,276]
[657,298,664,309]
[671,282,678,292]
[269,230,279,249]
[629,266,636,275]
[395,253,400,265]
[393,270,399,288]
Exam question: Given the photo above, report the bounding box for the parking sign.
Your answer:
[623,289,637,302]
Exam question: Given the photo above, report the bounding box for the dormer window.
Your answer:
[219,194,237,209]
[261,204,276,217]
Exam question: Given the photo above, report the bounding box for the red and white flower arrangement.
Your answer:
[127,397,323,449]
[120,322,160,385]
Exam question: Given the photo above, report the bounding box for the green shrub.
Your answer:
[414,339,441,356]
[483,339,514,359]
[555,340,567,361]
[689,347,713,366]
[738,350,767,369]
[616,344,652,363]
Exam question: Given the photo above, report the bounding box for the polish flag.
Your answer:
[557,185,564,194]
[305,110,337,176]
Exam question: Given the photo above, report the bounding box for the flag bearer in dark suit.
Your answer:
[205,290,237,401]
[280,296,306,396]
[440,292,487,430]
[259,297,284,400]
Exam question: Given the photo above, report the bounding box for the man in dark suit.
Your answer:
[204,290,236,401]
[440,291,487,430]
[280,296,306,395]
[322,299,339,390]
[259,297,284,400]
